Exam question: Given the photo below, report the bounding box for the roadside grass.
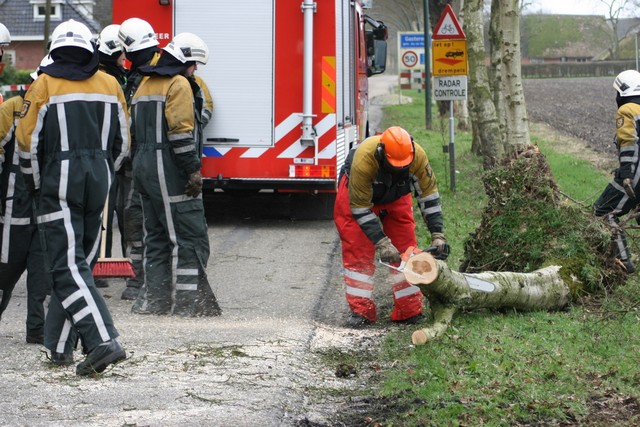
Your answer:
[367,90,640,426]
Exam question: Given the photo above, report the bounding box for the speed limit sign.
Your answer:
[402,50,419,68]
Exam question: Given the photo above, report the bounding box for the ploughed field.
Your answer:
[523,76,617,154]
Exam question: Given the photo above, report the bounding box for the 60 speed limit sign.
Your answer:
[401,50,419,68]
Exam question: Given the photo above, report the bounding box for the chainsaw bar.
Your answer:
[461,274,495,293]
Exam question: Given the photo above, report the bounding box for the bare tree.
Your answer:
[599,0,635,59]
[494,0,530,153]
[463,0,502,167]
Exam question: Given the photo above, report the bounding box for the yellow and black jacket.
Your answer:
[615,100,640,180]
[341,135,443,243]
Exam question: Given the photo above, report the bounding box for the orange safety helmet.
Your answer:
[380,126,414,167]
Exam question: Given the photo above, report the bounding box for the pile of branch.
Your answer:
[410,146,626,345]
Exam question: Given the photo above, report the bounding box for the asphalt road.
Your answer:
[0,75,397,427]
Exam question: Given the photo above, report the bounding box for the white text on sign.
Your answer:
[433,76,467,101]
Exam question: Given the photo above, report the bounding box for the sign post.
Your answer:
[431,4,467,192]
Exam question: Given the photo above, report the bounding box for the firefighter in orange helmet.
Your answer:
[334,126,449,327]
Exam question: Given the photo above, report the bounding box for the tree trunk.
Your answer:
[489,0,506,145]
[498,0,530,154]
[412,261,571,345]
[464,0,503,169]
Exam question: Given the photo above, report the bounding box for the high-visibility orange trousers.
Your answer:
[333,176,424,322]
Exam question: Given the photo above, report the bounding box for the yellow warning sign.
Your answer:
[431,39,468,76]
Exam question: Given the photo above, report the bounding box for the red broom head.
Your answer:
[92,259,136,279]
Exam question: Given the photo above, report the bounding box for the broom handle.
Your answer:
[100,194,109,259]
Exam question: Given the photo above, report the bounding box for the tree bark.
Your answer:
[412,261,571,345]
[464,0,503,169]
[498,0,530,154]
[489,0,506,145]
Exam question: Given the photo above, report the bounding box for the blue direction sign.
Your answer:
[400,33,424,49]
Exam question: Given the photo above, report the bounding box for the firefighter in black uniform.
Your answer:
[129,32,220,317]
[93,24,128,288]
[0,56,52,345]
[594,69,640,274]
[116,17,162,301]
[16,19,129,375]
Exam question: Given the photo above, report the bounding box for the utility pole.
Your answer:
[424,0,432,129]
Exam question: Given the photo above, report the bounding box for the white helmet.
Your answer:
[30,54,54,80]
[118,18,158,53]
[0,23,10,46]
[163,32,209,65]
[98,24,122,56]
[49,19,94,54]
[614,70,640,97]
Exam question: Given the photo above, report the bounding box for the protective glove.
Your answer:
[426,232,450,260]
[623,178,636,199]
[375,236,401,264]
[185,170,203,198]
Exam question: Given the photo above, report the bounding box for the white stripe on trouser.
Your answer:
[176,268,198,291]
[394,284,421,299]
[55,319,73,354]
[344,268,374,299]
[54,155,111,342]
[343,268,374,284]
[346,285,373,299]
[390,270,421,299]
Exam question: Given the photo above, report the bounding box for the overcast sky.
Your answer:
[523,0,635,17]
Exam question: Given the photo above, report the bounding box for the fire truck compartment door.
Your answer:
[175,0,274,147]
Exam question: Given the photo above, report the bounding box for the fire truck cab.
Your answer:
[112,0,387,213]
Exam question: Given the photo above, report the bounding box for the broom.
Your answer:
[92,194,136,279]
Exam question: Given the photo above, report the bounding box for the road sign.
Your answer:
[401,50,419,68]
[433,76,467,101]
[432,4,465,40]
[400,33,424,49]
[432,39,467,76]
[398,31,426,72]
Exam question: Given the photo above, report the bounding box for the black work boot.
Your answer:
[120,286,140,300]
[26,335,44,345]
[346,312,372,328]
[76,340,126,376]
[51,352,74,366]
[94,278,109,288]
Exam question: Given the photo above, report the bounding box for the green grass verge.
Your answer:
[368,90,640,426]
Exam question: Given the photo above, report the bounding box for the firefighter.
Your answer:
[334,126,449,327]
[98,24,127,86]
[116,17,162,300]
[93,24,128,288]
[0,22,9,65]
[0,54,52,345]
[16,19,129,375]
[129,33,221,317]
[594,69,640,274]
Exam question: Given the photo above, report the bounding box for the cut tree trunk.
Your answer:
[410,256,571,346]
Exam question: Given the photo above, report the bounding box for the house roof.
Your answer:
[0,0,101,41]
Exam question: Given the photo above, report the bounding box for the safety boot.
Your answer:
[346,312,372,328]
[120,286,140,300]
[76,340,126,376]
[51,352,74,366]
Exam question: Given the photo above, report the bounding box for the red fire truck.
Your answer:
[112,0,387,209]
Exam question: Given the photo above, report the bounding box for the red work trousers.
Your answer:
[333,176,424,322]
